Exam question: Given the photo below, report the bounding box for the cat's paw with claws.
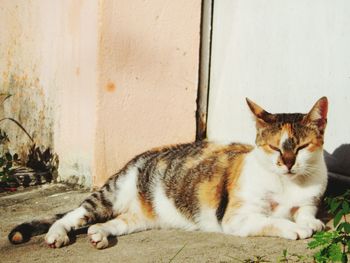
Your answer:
[88,224,109,249]
[298,218,325,233]
[281,225,313,240]
[45,226,70,248]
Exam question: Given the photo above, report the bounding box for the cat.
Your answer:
[8,97,328,249]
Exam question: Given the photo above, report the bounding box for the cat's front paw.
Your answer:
[88,224,109,249]
[281,225,313,240]
[299,218,325,232]
[45,226,70,248]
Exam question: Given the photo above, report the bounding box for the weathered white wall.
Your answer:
[208,0,350,153]
[0,0,201,187]
[0,0,99,185]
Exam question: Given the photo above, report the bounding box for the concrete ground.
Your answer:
[0,184,317,263]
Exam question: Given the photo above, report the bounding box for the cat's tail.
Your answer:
[8,213,67,244]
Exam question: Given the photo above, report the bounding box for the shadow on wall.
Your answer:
[325,144,350,196]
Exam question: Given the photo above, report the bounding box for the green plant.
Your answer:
[0,92,33,186]
[308,190,350,262]
[277,249,309,262]
[0,151,19,183]
[0,129,9,144]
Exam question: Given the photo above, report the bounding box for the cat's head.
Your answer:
[246,97,328,177]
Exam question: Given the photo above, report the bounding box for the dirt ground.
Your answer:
[0,184,317,263]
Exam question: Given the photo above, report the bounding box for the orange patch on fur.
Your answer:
[11,232,23,244]
[259,133,282,151]
[308,144,319,152]
[139,194,156,220]
[197,153,229,208]
[307,139,323,152]
[290,206,300,217]
[78,216,89,226]
[183,156,202,170]
[226,155,245,193]
[222,154,246,223]
[196,144,252,211]
[226,144,254,153]
[270,200,279,212]
[261,145,274,154]
[281,123,293,137]
[222,194,243,224]
[197,173,223,209]
[156,159,168,171]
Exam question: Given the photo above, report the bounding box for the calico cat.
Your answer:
[8,97,328,249]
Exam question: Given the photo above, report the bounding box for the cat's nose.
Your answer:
[284,160,294,170]
[282,154,296,171]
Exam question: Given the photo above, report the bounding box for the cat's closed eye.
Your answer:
[269,144,281,153]
[296,143,310,153]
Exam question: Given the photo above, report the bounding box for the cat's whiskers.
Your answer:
[299,164,321,177]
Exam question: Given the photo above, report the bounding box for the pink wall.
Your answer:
[94,0,202,186]
[0,0,202,187]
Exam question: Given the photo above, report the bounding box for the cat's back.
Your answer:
[141,140,254,180]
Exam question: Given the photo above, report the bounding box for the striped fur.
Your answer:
[8,97,328,249]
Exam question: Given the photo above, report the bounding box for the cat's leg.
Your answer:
[197,207,222,232]
[87,213,154,249]
[222,213,313,240]
[293,205,324,232]
[45,207,87,248]
[45,190,114,248]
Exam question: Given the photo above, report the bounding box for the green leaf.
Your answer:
[5,161,12,170]
[341,253,348,263]
[343,222,350,233]
[334,210,344,228]
[337,222,346,231]
[342,201,350,214]
[0,157,4,167]
[5,152,12,161]
[308,240,320,249]
[308,231,341,252]
[330,199,341,214]
[314,250,328,263]
[0,173,8,182]
[328,243,342,261]
[283,249,287,257]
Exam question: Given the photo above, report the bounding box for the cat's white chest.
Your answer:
[262,175,324,219]
[239,152,325,219]
[265,185,304,219]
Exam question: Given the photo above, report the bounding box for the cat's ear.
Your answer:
[304,97,328,132]
[246,98,273,128]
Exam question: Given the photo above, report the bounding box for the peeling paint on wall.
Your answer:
[0,1,54,162]
[1,73,54,155]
